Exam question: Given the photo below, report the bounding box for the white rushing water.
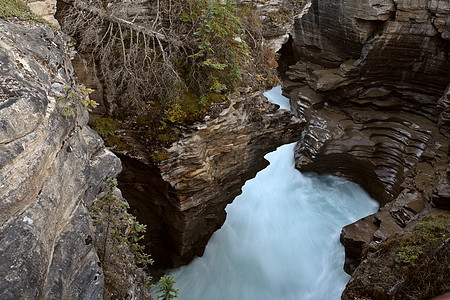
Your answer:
[170,87,379,300]
[263,85,291,110]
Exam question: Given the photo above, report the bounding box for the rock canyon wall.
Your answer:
[117,97,305,268]
[0,19,122,298]
[283,0,449,297]
[2,0,448,298]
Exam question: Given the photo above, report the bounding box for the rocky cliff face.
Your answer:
[54,0,308,270]
[0,19,121,299]
[117,96,305,268]
[284,0,449,297]
[292,0,449,88]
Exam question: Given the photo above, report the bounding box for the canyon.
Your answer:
[0,0,448,299]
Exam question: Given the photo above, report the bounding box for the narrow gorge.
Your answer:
[0,0,449,299]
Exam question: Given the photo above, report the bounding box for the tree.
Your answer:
[57,0,279,120]
[156,275,180,300]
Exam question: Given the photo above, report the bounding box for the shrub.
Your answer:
[93,118,120,139]
[156,275,179,300]
[190,0,250,95]
[90,178,154,299]
[56,85,98,116]
[394,214,450,299]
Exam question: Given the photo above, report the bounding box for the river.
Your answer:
[169,87,379,300]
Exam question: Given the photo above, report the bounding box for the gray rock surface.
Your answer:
[0,19,121,299]
[237,0,298,51]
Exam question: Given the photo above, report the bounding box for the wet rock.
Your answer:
[286,0,449,280]
[340,215,379,274]
[292,0,449,97]
[437,85,450,136]
[432,166,450,209]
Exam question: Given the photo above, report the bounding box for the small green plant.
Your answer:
[91,178,153,266]
[92,117,120,139]
[0,0,56,29]
[90,178,154,298]
[191,0,250,94]
[164,102,187,124]
[156,275,180,300]
[395,244,423,267]
[393,214,450,299]
[56,85,98,116]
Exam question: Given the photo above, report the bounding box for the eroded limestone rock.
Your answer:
[285,0,449,281]
[237,0,311,51]
[292,0,449,96]
[0,19,120,299]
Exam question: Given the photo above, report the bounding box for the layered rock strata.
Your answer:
[117,96,305,268]
[284,0,450,293]
[287,80,449,272]
[0,19,120,298]
[292,0,449,89]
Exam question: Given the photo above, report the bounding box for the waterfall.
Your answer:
[169,87,379,300]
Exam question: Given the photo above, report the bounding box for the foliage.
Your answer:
[395,244,423,267]
[56,84,98,116]
[164,102,187,124]
[151,151,171,162]
[156,275,179,300]
[190,0,250,94]
[393,214,450,299]
[0,0,56,28]
[90,178,154,299]
[92,117,120,138]
[59,0,280,128]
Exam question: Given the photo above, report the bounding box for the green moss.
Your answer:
[93,117,120,139]
[0,0,56,29]
[396,214,449,261]
[151,151,170,162]
[396,244,423,267]
[105,135,129,151]
[394,213,450,299]
[180,91,204,120]
[136,115,152,126]
[162,89,226,125]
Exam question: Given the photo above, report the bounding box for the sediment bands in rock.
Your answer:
[0,19,122,298]
[283,0,449,295]
[118,96,305,268]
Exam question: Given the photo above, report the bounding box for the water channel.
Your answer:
[170,87,379,300]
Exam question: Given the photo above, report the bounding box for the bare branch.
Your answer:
[59,0,183,46]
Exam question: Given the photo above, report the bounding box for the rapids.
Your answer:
[169,87,379,300]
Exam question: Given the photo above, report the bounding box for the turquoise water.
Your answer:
[170,88,379,300]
